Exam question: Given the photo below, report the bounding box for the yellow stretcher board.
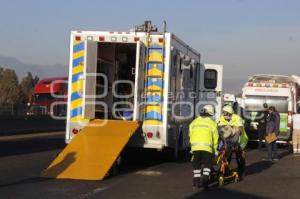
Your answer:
[42,119,140,180]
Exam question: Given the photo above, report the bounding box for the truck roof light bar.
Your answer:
[135,20,158,33]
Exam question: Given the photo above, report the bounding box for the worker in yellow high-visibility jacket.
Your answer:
[219,105,248,179]
[189,105,219,189]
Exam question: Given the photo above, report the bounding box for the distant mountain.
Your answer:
[0,55,68,79]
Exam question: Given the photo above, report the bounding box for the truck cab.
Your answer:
[27,77,68,117]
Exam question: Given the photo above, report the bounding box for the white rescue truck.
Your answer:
[241,74,300,143]
[43,21,223,180]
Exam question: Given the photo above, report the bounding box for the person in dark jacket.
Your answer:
[257,103,268,149]
[263,106,280,161]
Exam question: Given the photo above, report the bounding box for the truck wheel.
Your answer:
[173,130,180,161]
[174,143,179,161]
[174,130,186,162]
[106,156,121,178]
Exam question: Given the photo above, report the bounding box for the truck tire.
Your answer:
[173,130,181,161]
[174,130,190,162]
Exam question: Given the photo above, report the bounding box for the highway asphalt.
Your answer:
[0,132,299,199]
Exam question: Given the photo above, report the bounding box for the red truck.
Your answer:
[27,77,68,117]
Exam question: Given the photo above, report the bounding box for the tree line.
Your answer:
[0,67,39,105]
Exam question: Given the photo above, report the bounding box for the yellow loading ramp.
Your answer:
[42,119,140,180]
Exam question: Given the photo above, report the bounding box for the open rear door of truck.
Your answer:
[133,41,146,121]
[82,40,98,119]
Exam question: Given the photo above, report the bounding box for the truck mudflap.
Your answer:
[42,119,140,180]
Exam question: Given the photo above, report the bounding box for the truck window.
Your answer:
[204,69,217,89]
[179,58,183,73]
[34,93,55,102]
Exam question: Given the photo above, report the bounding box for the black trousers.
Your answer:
[258,128,266,148]
[227,147,245,176]
[192,151,213,188]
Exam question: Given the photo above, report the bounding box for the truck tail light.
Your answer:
[72,128,79,134]
[146,132,153,138]
[158,38,164,43]
[134,37,139,42]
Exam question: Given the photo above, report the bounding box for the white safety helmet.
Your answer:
[223,105,234,115]
[202,105,215,116]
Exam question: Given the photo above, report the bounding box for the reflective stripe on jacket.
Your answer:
[219,114,248,150]
[189,116,219,154]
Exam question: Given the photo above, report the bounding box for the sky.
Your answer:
[0,0,299,93]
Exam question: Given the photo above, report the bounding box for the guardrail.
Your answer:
[0,115,65,136]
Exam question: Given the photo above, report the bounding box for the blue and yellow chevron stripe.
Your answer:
[145,91,162,104]
[144,105,163,121]
[146,95,162,104]
[148,48,163,62]
[148,42,163,49]
[145,111,163,121]
[146,63,164,77]
[145,78,163,91]
[70,40,88,122]
[143,41,164,126]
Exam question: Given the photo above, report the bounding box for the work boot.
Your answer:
[238,172,245,181]
[193,178,201,189]
[262,157,272,162]
[273,158,279,162]
[202,175,209,190]
[258,143,262,150]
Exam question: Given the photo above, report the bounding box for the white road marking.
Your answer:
[74,186,109,199]
[135,170,162,176]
